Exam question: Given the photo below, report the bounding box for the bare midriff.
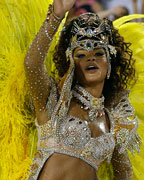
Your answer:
[38,153,97,180]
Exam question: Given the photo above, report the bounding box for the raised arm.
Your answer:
[24,0,76,124]
[111,147,133,180]
[24,5,62,123]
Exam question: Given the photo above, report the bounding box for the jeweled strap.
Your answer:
[111,91,142,154]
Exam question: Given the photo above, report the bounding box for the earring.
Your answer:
[107,61,111,79]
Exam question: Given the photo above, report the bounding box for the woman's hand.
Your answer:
[110,6,128,18]
[53,0,76,18]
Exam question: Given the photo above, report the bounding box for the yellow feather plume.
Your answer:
[0,0,63,179]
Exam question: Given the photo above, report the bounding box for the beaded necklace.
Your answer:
[72,85,105,121]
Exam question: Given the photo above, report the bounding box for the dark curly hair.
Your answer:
[53,17,136,105]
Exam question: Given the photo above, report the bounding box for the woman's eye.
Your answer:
[95,52,105,56]
[76,54,86,58]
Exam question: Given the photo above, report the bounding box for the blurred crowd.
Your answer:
[67,0,144,21]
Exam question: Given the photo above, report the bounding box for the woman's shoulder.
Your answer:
[108,90,141,154]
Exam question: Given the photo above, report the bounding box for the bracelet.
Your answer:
[52,4,63,22]
[46,4,63,23]
[46,4,52,21]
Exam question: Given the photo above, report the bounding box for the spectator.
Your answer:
[67,0,129,22]
[100,0,143,15]
[99,5,129,20]
[67,0,104,21]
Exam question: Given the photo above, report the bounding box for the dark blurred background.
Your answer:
[67,0,144,21]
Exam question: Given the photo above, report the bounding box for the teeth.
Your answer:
[88,66,95,68]
[87,66,96,70]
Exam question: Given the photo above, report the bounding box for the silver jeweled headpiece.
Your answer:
[68,13,117,79]
[70,13,117,56]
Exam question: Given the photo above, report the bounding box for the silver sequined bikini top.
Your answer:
[37,112,115,170]
[36,83,141,171]
[59,114,115,160]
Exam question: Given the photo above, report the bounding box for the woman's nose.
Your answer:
[87,56,96,61]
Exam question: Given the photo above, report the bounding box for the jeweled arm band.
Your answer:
[46,4,63,23]
[45,4,63,41]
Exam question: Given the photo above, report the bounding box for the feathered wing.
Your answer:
[113,14,144,180]
[0,0,64,179]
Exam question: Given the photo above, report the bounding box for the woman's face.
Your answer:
[73,47,108,86]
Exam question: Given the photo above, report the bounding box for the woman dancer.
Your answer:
[24,0,142,179]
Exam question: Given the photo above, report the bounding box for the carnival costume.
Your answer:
[0,0,144,180]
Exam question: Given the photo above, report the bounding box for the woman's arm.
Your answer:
[24,5,62,123]
[24,0,76,124]
[97,6,128,19]
[111,147,133,180]
[92,1,104,13]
